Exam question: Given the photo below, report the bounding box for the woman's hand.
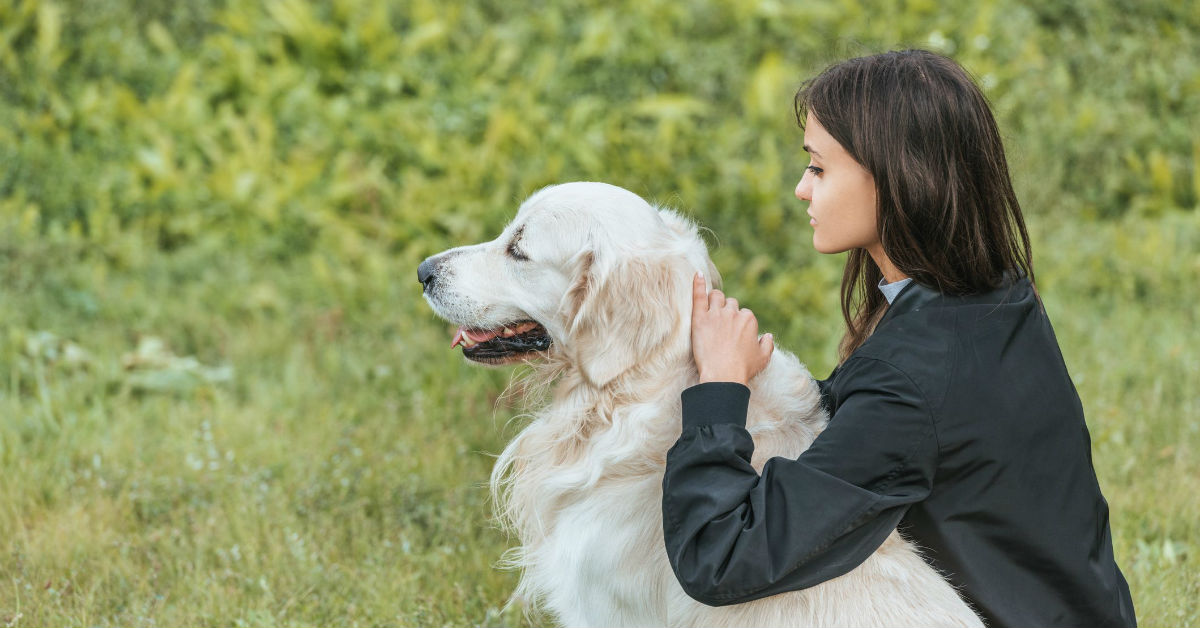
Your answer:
[690,271,774,386]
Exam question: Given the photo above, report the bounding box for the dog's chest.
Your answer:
[529,478,672,626]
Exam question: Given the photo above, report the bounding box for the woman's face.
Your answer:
[794,112,880,255]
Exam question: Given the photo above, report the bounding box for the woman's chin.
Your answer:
[811,235,842,255]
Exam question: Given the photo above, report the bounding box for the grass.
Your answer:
[1,202,1196,627]
[1,233,531,626]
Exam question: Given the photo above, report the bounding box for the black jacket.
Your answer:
[662,276,1136,628]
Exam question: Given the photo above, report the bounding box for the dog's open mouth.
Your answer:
[450,320,552,365]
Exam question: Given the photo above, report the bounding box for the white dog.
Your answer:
[418,182,983,627]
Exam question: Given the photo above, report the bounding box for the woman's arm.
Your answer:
[813,363,840,412]
[661,357,937,606]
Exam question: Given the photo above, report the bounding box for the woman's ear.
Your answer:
[561,251,682,389]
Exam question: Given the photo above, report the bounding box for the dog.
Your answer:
[418,182,983,627]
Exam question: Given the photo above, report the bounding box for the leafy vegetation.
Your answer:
[1,0,1196,625]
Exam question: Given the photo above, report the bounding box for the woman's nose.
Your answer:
[795,176,811,202]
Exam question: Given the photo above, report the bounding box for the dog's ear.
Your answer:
[561,249,683,389]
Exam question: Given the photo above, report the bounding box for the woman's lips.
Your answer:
[808,213,817,226]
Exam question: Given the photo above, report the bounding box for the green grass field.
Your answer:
[1,0,1197,625]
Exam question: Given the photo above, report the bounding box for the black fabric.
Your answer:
[662,277,1137,628]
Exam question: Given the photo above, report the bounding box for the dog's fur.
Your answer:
[420,182,983,627]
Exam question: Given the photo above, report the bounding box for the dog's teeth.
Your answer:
[502,327,515,337]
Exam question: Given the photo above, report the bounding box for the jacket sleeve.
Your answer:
[814,364,840,413]
[661,357,938,606]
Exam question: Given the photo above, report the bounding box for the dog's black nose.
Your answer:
[417,257,436,289]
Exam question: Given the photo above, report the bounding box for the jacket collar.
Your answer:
[876,279,942,327]
[876,271,1028,328]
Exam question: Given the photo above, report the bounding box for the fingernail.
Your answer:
[697,271,704,279]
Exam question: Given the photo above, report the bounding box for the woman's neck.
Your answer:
[867,243,908,283]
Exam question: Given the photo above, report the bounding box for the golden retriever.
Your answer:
[418,182,983,627]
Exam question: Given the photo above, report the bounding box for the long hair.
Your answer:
[794,49,1035,361]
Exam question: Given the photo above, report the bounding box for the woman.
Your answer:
[661,49,1137,627]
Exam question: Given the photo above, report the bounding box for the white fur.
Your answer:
[422,182,984,627]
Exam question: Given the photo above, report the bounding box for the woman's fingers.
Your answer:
[708,287,725,310]
[692,273,758,327]
[743,308,758,336]
[692,272,707,314]
[692,272,726,315]
[688,268,775,383]
[760,332,775,357]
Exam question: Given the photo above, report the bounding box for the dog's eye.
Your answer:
[507,241,530,261]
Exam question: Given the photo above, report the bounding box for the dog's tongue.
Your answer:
[450,322,542,349]
[450,326,500,349]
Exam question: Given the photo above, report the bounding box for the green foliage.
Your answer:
[0,0,1197,625]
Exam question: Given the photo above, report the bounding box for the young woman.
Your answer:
[661,49,1137,627]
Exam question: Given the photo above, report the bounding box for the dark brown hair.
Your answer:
[794,49,1035,361]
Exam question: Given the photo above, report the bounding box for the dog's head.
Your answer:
[418,181,719,388]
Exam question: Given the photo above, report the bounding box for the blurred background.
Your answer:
[0,0,1196,625]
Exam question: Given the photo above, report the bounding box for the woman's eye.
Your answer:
[806,165,824,176]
